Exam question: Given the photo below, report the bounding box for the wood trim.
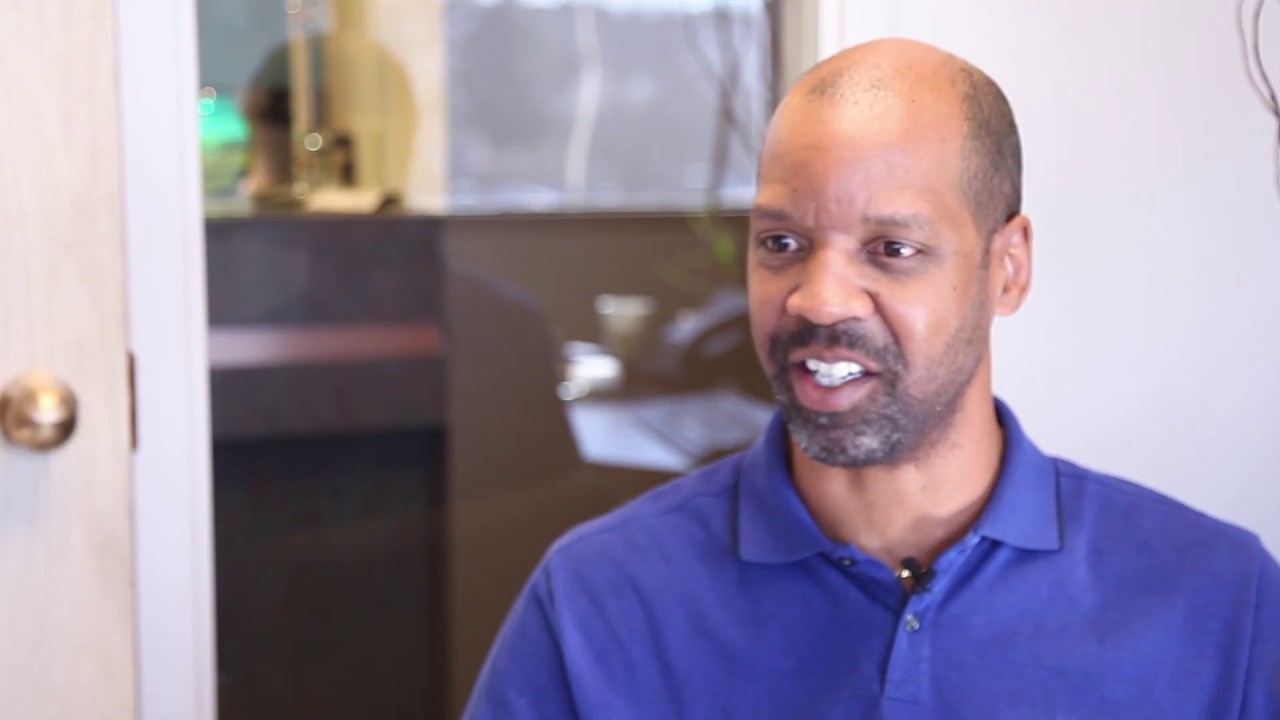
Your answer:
[209,322,443,370]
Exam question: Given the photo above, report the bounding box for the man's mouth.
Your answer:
[776,346,885,414]
[801,358,867,387]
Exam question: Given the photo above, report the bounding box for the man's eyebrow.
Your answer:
[863,211,935,232]
[750,205,797,224]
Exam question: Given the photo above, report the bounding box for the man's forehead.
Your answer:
[755,94,967,205]
[752,137,968,233]
[764,46,969,160]
[757,123,959,194]
[766,87,966,152]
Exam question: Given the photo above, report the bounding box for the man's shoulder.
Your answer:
[542,453,745,571]
[1053,456,1265,564]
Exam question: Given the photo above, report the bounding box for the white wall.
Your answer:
[815,1,1280,553]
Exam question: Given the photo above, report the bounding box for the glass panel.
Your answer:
[199,0,770,216]
[198,1,774,717]
[206,216,447,719]
[446,0,771,212]
[443,212,774,714]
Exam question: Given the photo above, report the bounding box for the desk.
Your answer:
[565,387,775,474]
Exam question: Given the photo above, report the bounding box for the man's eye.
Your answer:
[760,234,802,254]
[879,240,920,259]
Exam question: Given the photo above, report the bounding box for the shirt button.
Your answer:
[838,557,854,567]
[904,614,921,633]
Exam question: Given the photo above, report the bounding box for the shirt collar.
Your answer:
[972,399,1062,551]
[736,412,834,563]
[736,398,1061,564]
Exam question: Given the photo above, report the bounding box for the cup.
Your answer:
[594,294,658,361]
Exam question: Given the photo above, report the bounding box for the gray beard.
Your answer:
[767,312,987,468]
[771,372,974,467]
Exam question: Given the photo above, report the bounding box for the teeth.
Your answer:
[803,358,866,386]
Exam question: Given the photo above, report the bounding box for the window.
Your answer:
[198,0,773,216]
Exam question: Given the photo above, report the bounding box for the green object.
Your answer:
[199,94,251,196]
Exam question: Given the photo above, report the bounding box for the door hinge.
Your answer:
[128,351,137,450]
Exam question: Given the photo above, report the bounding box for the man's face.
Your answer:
[748,96,996,467]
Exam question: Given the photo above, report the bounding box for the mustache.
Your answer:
[767,320,899,370]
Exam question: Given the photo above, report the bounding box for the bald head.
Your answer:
[788,39,1022,242]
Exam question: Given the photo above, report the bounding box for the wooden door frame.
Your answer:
[116,0,218,718]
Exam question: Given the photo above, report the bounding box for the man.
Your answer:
[464,38,1280,719]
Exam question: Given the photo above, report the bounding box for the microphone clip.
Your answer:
[898,557,935,593]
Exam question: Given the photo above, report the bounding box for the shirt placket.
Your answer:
[882,533,983,704]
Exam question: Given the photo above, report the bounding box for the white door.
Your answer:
[0,0,137,718]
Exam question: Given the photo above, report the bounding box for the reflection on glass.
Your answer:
[199,86,251,201]
[198,0,775,717]
[446,214,778,715]
[200,0,769,216]
[447,0,771,212]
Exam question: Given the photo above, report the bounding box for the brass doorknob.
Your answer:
[0,372,78,451]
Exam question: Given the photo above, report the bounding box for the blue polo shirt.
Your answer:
[465,401,1280,719]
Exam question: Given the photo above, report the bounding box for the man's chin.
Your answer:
[793,430,896,468]
[782,409,902,468]
[782,400,875,428]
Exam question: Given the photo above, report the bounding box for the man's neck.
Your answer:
[789,385,1005,573]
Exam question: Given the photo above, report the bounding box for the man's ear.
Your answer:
[990,214,1033,317]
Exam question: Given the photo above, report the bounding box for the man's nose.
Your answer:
[783,251,875,326]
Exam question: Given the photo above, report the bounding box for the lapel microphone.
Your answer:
[898,557,936,593]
